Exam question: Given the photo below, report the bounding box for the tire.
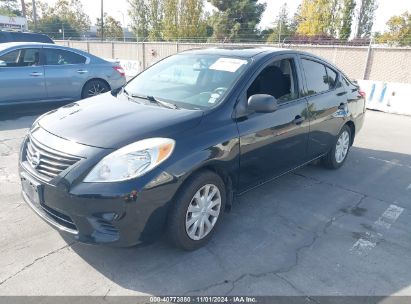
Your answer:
[81,79,110,99]
[322,124,352,169]
[167,170,226,251]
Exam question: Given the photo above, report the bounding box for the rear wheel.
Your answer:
[322,125,351,169]
[167,170,226,251]
[81,79,110,99]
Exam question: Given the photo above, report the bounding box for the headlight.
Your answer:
[84,138,175,183]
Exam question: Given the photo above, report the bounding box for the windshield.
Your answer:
[124,53,250,110]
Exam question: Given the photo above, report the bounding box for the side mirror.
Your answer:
[0,60,6,67]
[248,94,278,113]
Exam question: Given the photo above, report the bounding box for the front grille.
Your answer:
[25,136,82,180]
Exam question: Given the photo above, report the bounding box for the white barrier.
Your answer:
[118,59,141,78]
[358,80,411,116]
[104,58,141,78]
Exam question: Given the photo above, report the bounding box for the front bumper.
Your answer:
[18,132,180,247]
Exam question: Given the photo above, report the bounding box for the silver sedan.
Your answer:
[0,42,127,106]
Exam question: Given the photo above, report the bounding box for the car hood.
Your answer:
[38,93,204,149]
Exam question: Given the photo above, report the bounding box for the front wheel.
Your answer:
[322,125,352,169]
[167,170,226,251]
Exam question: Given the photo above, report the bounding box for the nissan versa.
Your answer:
[19,48,365,250]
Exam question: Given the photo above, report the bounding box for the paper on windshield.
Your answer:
[209,58,248,73]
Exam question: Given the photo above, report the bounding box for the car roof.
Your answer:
[180,47,296,58]
[0,42,54,51]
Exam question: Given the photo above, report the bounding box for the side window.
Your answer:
[301,59,329,95]
[44,49,86,65]
[0,48,41,67]
[247,58,299,102]
[0,49,20,67]
[325,67,337,89]
[23,49,41,66]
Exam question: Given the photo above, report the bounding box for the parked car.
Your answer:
[0,31,54,44]
[0,42,126,106]
[19,48,366,250]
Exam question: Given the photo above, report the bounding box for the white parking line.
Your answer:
[368,156,411,169]
[407,183,411,191]
[374,204,404,230]
[350,204,404,256]
[350,238,376,256]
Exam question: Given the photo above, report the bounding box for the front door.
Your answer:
[236,55,310,191]
[0,47,46,104]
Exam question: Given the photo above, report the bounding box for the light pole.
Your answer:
[59,23,65,40]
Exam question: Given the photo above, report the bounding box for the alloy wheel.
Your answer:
[88,83,106,96]
[335,130,350,163]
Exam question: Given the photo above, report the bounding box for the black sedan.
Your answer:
[19,48,366,250]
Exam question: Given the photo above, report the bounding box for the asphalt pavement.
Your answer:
[0,108,411,297]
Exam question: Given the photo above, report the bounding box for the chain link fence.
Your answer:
[56,40,411,83]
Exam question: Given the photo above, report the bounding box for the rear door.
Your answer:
[43,47,90,100]
[0,47,46,104]
[236,54,310,191]
[299,56,348,159]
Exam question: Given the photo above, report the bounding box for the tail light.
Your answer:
[113,65,125,77]
[359,90,366,98]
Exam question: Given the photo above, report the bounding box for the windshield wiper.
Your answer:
[122,89,144,104]
[150,96,180,110]
[123,90,179,109]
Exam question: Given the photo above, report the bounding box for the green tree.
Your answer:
[96,13,124,41]
[128,0,163,41]
[266,3,293,43]
[36,15,80,39]
[24,0,49,24]
[179,0,207,41]
[25,0,90,35]
[207,0,266,42]
[0,0,21,16]
[339,0,356,40]
[147,0,163,40]
[355,0,378,38]
[49,0,90,34]
[296,0,336,36]
[128,0,149,40]
[289,4,302,34]
[377,11,411,46]
[162,0,179,40]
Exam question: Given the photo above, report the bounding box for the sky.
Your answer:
[41,0,411,33]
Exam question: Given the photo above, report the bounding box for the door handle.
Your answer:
[293,115,305,125]
[29,72,43,77]
[77,69,88,74]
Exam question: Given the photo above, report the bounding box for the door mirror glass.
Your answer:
[0,60,6,67]
[248,94,278,113]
